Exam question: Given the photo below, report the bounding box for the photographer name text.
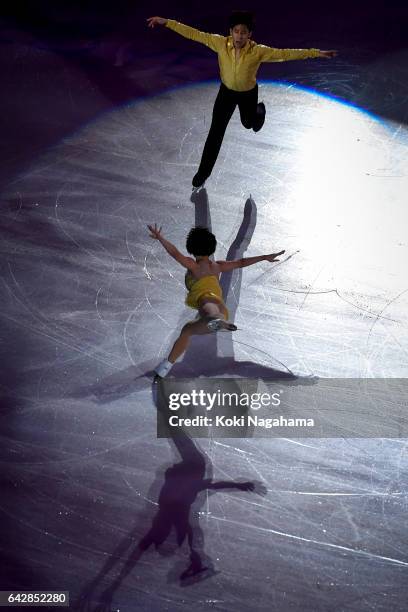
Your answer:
[168,414,315,429]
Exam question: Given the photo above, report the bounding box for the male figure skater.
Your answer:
[148,224,284,378]
[147,11,337,188]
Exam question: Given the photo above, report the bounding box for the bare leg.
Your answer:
[200,300,237,333]
[154,318,211,377]
[168,302,236,363]
[155,302,237,377]
[200,301,224,319]
[168,318,212,363]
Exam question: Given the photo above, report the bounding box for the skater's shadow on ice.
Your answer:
[71,364,151,404]
[76,382,265,610]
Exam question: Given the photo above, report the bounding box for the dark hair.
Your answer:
[186,227,217,257]
[229,10,254,31]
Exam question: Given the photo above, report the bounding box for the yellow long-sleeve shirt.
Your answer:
[166,19,321,92]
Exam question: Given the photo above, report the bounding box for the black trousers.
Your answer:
[196,83,258,180]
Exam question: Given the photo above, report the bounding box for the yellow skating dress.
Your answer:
[185,272,229,318]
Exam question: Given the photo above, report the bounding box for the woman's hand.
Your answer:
[147,223,163,239]
[264,249,285,262]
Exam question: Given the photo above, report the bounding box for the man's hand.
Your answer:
[264,250,285,263]
[147,16,168,28]
[147,223,163,239]
[319,50,338,59]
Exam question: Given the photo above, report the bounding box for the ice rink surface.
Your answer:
[1,3,408,610]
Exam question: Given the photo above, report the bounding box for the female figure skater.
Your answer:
[148,224,284,377]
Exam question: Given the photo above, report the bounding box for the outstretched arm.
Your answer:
[258,44,337,62]
[147,16,224,52]
[147,224,196,270]
[203,480,255,491]
[216,250,285,272]
[201,480,268,495]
